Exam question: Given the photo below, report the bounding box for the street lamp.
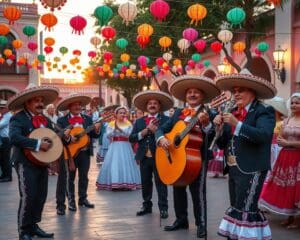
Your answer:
[273,45,286,83]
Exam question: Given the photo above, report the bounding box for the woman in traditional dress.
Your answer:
[96,106,141,190]
[259,92,300,228]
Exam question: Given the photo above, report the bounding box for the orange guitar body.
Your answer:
[156,120,202,186]
[63,126,90,159]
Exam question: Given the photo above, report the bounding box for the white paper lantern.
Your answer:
[163,52,172,62]
[118,2,138,25]
[177,38,190,53]
[217,29,233,43]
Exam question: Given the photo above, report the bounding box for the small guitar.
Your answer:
[64,113,114,160]
[155,92,231,186]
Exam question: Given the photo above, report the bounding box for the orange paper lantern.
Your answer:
[0,23,10,36]
[233,41,246,54]
[120,53,130,62]
[44,37,55,46]
[3,6,22,25]
[12,39,23,50]
[41,13,58,31]
[137,24,153,37]
[159,36,172,51]
[187,4,207,26]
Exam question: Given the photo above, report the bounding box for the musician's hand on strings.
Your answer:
[158,137,170,150]
[40,139,51,152]
[197,111,210,127]
[213,114,223,132]
[222,113,238,126]
[70,135,79,143]
[63,129,71,138]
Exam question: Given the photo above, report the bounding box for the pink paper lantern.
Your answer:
[88,51,96,58]
[193,39,206,53]
[150,0,170,21]
[156,57,164,66]
[137,55,147,66]
[27,41,38,51]
[70,15,87,35]
[182,28,198,42]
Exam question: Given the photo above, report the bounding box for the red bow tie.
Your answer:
[145,116,156,125]
[232,107,248,122]
[68,116,84,125]
[32,115,48,128]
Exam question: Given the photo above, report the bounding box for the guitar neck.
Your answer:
[179,117,199,140]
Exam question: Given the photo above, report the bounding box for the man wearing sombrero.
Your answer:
[55,93,101,216]
[156,75,220,238]
[129,90,173,219]
[213,69,276,240]
[8,84,59,240]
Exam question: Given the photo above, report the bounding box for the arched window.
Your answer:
[0,89,15,100]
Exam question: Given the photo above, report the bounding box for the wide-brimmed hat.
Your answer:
[56,93,91,111]
[133,90,174,112]
[169,75,220,103]
[103,104,120,112]
[215,69,277,99]
[0,100,7,108]
[7,84,59,111]
[265,96,288,116]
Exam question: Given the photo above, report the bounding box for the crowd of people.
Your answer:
[0,70,300,240]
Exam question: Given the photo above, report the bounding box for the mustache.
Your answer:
[188,96,198,100]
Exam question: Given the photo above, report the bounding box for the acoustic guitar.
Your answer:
[64,113,114,160]
[156,92,231,186]
[24,128,64,167]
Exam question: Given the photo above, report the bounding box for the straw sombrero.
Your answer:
[103,104,120,112]
[169,75,220,103]
[7,84,59,111]
[215,69,277,99]
[265,96,288,116]
[56,93,91,111]
[133,90,174,112]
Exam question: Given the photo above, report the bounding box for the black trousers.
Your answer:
[15,162,48,235]
[140,156,168,211]
[0,137,12,179]
[56,156,67,209]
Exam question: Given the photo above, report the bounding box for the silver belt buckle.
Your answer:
[227,155,237,166]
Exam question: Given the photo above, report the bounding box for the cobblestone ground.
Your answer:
[0,153,299,240]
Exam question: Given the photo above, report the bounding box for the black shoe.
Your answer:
[78,199,94,208]
[19,234,33,240]
[57,207,65,215]
[0,177,12,182]
[136,207,152,216]
[164,219,189,231]
[68,200,77,211]
[197,224,207,238]
[160,210,168,219]
[31,225,54,238]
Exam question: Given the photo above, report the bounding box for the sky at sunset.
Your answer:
[11,0,127,81]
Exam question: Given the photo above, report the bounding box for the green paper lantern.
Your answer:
[37,54,46,62]
[226,7,246,27]
[59,46,68,55]
[94,5,113,27]
[116,38,128,50]
[203,60,210,67]
[0,36,8,46]
[257,42,269,53]
[192,53,201,62]
[23,25,36,38]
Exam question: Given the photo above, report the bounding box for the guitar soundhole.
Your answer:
[42,137,53,149]
[174,135,181,148]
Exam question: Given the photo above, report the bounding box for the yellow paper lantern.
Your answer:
[3,49,12,57]
[159,36,172,51]
[137,23,153,37]
[173,58,181,66]
[233,41,246,54]
[187,4,207,26]
[120,53,130,62]
[102,63,110,72]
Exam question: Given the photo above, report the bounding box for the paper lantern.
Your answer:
[70,15,87,35]
[257,42,269,53]
[44,46,53,54]
[203,60,211,67]
[226,7,246,27]
[27,42,38,51]
[120,53,130,62]
[88,51,96,58]
[162,52,172,62]
[137,55,148,66]
[192,53,201,62]
[103,51,113,63]
[187,4,207,26]
[136,35,150,48]
[41,13,58,31]
[177,38,190,53]
[118,2,137,25]
[182,28,198,42]
[210,41,222,54]
[12,39,23,50]
[0,36,8,46]
[150,0,170,21]
[73,50,81,56]
[37,54,46,62]
[101,26,116,41]
[3,49,12,57]
[233,41,246,54]
[3,6,22,25]
[23,25,36,38]
[0,23,10,36]
[193,39,206,53]
[137,24,153,37]
[94,5,113,27]
[267,0,282,6]
[116,38,128,50]
[44,37,55,46]
[59,46,68,55]
[158,36,172,51]
[40,0,67,11]
[217,29,233,43]
[90,36,101,47]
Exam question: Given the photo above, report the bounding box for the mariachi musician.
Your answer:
[8,84,59,240]
[56,93,101,215]
[156,75,219,238]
